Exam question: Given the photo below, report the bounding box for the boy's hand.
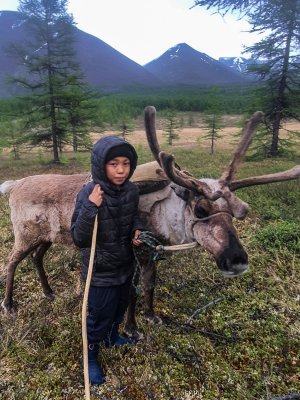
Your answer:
[89,184,104,207]
[132,230,143,247]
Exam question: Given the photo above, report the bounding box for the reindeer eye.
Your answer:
[194,202,209,219]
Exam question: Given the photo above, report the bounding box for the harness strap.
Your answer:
[190,211,233,229]
[197,211,233,222]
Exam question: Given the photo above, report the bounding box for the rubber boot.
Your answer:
[105,324,136,347]
[87,344,105,385]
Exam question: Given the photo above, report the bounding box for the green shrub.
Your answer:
[254,221,300,252]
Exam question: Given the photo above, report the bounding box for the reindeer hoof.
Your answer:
[44,292,56,301]
[1,300,15,315]
[123,327,144,341]
[145,314,163,325]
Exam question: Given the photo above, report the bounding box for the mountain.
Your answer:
[0,10,161,97]
[219,56,268,81]
[72,28,161,91]
[144,43,249,86]
[0,11,28,97]
[218,56,250,74]
[0,11,252,98]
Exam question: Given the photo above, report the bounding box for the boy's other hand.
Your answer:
[132,230,143,247]
[89,184,104,207]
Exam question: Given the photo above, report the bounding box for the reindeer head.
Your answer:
[144,106,300,277]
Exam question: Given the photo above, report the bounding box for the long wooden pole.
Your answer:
[82,214,98,400]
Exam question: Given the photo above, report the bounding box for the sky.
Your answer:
[0,0,259,65]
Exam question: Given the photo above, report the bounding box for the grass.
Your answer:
[0,145,299,400]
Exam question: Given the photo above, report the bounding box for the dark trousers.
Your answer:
[87,276,132,345]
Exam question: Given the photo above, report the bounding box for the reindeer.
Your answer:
[0,106,299,339]
[124,107,300,336]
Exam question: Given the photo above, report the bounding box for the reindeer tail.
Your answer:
[0,180,18,195]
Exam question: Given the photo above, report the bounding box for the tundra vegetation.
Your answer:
[2,83,299,161]
[0,111,299,399]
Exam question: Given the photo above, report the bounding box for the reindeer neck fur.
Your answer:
[139,184,193,245]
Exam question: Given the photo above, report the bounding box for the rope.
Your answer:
[132,231,198,292]
[132,231,164,292]
[194,211,233,222]
[156,242,198,251]
[133,231,198,260]
[133,230,165,262]
[82,214,98,400]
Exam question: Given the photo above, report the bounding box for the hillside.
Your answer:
[0,11,253,97]
[144,43,249,85]
[0,10,161,97]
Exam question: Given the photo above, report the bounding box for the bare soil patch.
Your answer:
[1,115,299,159]
[93,117,300,153]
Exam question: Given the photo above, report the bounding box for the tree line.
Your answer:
[0,84,260,158]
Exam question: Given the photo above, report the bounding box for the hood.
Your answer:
[91,136,138,184]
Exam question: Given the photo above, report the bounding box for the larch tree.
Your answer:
[161,108,181,146]
[202,86,224,155]
[117,119,134,140]
[8,0,90,162]
[60,81,99,152]
[192,0,300,157]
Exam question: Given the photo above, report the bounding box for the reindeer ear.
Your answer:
[170,184,192,201]
[223,189,249,220]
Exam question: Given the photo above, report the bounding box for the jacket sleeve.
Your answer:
[71,185,99,248]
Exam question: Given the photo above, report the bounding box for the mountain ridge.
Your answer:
[0,11,251,97]
[0,10,161,97]
[144,43,249,85]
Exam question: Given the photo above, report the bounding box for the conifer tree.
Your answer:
[162,109,181,146]
[192,0,300,156]
[8,0,91,162]
[202,87,223,155]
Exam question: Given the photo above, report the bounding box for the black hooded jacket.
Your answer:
[71,136,143,286]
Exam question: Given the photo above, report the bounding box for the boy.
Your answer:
[71,136,144,385]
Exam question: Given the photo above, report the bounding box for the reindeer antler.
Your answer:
[159,152,222,200]
[144,106,222,200]
[144,106,300,198]
[218,111,300,191]
[220,111,264,186]
[230,165,300,191]
[144,106,162,166]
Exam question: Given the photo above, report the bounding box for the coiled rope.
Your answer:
[132,231,164,293]
[132,231,198,292]
[133,230,165,262]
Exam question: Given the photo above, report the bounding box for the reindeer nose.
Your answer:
[217,232,248,277]
[220,258,248,277]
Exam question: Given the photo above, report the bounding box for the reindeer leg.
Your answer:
[31,242,54,301]
[1,246,32,313]
[124,269,144,340]
[142,257,162,325]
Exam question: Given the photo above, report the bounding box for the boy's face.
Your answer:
[105,156,131,185]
